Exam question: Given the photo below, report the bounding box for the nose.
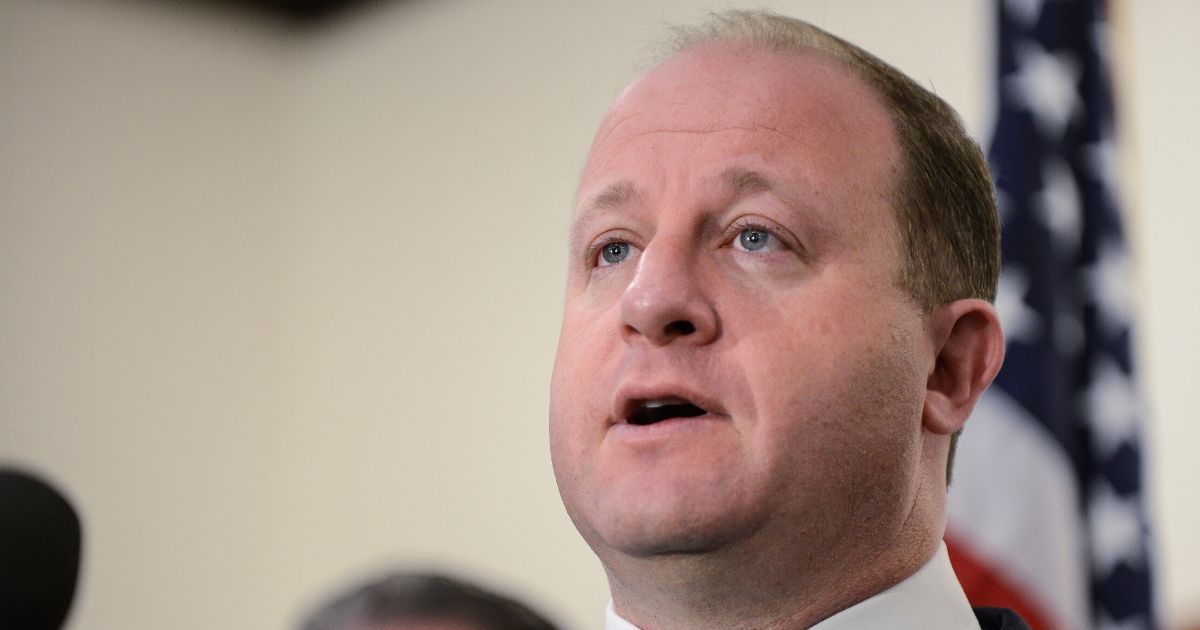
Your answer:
[620,237,719,346]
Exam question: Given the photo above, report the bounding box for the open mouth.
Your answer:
[626,397,708,426]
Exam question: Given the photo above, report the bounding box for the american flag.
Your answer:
[945,1,1157,629]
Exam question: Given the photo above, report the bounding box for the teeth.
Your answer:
[642,397,687,409]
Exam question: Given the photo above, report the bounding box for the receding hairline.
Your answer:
[649,12,877,90]
[577,19,888,219]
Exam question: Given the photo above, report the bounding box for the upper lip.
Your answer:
[611,382,727,426]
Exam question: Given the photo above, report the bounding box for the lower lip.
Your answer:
[608,414,729,444]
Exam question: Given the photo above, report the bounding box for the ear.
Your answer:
[923,298,1005,435]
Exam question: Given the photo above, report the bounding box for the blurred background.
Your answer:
[0,0,1195,628]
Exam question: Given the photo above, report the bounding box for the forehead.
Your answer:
[578,42,900,214]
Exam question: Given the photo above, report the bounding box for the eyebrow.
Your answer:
[569,168,780,245]
[581,180,642,214]
[720,166,774,197]
[570,180,643,244]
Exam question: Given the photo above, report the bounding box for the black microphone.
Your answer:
[0,468,82,630]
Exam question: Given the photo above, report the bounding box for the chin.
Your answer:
[606,528,730,558]
[587,492,762,559]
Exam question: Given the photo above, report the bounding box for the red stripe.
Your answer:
[945,534,1059,630]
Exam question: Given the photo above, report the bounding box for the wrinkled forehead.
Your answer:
[577,42,900,207]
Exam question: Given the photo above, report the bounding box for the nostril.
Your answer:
[665,320,696,336]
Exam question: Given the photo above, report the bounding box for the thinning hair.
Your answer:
[300,572,559,630]
[661,10,1000,308]
[658,10,1001,480]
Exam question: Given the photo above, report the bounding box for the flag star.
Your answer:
[1086,134,1117,182]
[1096,610,1150,630]
[1085,239,1134,336]
[1089,479,1146,578]
[1086,134,1121,209]
[996,268,1042,343]
[1084,357,1140,457]
[1005,41,1083,139]
[1035,155,1082,252]
[1004,0,1045,28]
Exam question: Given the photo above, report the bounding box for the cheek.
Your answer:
[736,301,927,480]
[548,306,615,465]
[550,311,606,405]
[548,364,591,521]
[548,343,586,463]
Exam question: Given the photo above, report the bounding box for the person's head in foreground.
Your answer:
[300,572,559,630]
[549,10,1017,630]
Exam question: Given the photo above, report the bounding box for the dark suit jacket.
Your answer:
[974,607,1033,630]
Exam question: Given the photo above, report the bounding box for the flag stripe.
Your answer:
[947,533,1056,630]
[949,389,1089,630]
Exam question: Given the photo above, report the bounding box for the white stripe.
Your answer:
[947,388,1091,630]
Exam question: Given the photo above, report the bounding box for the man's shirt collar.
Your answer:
[605,600,641,630]
[604,542,978,629]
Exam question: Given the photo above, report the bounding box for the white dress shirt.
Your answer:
[605,542,979,629]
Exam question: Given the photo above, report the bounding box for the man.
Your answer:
[299,571,559,630]
[548,10,1026,630]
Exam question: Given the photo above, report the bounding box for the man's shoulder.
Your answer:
[972,607,1033,630]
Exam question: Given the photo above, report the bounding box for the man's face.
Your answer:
[549,44,936,562]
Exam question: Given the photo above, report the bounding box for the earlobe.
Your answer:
[923,299,1005,435]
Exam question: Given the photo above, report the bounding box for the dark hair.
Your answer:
[301,572,559,630]
[662,11,1001,480]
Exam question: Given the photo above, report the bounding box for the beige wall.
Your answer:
[0,0,1195,628]
[1120,0,1200,626]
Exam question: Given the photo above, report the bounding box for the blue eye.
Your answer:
[599,241,632,266]
[738,228,771,251]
